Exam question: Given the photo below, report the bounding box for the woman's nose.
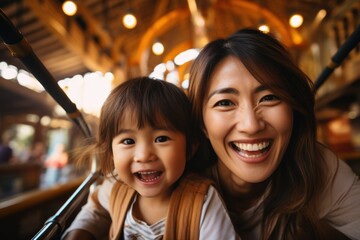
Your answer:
[235,106,265,134]
[133,144,157,163]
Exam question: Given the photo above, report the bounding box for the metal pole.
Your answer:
[0,8,92,139]
[31,173,100,240]
[314,24,360,92]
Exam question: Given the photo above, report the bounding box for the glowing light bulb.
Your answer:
[123,13,137,29]
[289,14,303,28]
[152,41,164,55]
[62,1,77,16]
[258,24,270,33]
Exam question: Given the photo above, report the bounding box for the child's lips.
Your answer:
[134,170,163,182]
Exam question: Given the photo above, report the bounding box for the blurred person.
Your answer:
[43,143,68,186]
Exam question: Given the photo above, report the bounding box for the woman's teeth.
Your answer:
[234,142,270,151]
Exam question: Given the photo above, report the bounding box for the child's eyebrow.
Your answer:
[153,125,172,131]
[115,129,133,135]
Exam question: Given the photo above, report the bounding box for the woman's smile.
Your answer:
[230,140,272,163]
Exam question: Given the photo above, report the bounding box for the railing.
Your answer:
[0,8,100,240]
[0,7,359,240]
[0,176,88,239]
[31,172,100,240]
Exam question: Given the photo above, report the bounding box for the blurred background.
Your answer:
[0,0,359,239]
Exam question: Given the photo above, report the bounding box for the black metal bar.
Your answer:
[0,8,92,139]
[314,24,360,92]
[31,172,100,240]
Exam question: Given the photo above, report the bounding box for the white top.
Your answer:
[123,195,165,240]
[63,179,239,240]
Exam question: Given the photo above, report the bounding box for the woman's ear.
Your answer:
[202,126,209,138]
[187,142,199,161]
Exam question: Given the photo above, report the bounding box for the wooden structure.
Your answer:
[0,0,359,239]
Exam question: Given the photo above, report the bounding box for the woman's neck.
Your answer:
[215,162,268,212]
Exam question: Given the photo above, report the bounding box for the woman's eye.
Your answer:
[122,138,135,145]
[260,94,280,103]
[155,136,169,143]
[214,99,234,107]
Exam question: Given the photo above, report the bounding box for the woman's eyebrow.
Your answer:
[254,85,269,93]
[207,85,270,100]
[207,87,239,100]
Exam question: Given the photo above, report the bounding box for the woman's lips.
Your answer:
[230,140,272,163]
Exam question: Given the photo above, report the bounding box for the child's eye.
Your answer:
[259,94,280,103]
[122,138,135,145]
[155,136,169,143]
[214,99,234,107]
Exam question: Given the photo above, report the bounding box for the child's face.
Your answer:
[111,112,186,199]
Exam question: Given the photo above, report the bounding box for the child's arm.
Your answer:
[62,178,114,239]
[199,185,240,239]
[62,229,95,240]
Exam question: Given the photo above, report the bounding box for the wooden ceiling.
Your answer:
[0,0,351,117]
[0,0,345,83]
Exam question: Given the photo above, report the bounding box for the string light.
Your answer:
[289,14,303,28]
[258,24,270,33]
[152,41,164,55]
[62,1,77,16]
[123,13,137,29]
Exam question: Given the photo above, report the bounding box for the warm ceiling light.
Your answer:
[152,41,164,55]
[258,24,270,33]
[289,14,303,28]
[62,1,77,16]
[174,48,199,66]
[123,13,137,29]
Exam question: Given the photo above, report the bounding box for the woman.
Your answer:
[63,29,360,240]
[188,28,360,239]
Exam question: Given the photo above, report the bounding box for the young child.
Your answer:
[63,77,239,240]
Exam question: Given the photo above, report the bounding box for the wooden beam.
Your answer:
[219,0,296,47]
[23,0,115,73]
[129,8,190,71]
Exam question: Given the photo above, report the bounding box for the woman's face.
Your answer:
[202,56,293,185]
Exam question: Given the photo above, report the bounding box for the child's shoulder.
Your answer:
[176,172,214,194]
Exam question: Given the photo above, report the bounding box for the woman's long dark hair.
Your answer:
[188,28,327,239]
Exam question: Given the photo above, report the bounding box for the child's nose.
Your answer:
[133,144,157,163]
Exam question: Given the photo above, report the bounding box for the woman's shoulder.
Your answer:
[317,143,360,212]
[317,143,355,179]
[316,144,360,239]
